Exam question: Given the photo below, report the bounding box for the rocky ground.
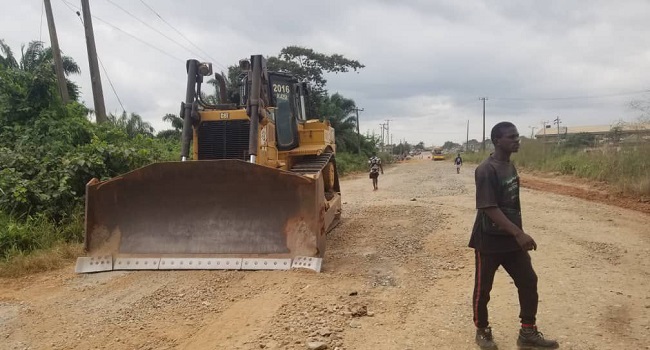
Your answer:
[1,157,649,350]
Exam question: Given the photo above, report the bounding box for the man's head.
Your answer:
[491,122,520,153]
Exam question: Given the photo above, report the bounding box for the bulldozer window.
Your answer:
[270,74,300,151]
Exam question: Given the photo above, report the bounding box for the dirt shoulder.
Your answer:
[520,171,650,215]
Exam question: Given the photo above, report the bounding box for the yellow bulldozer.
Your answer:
[76,55,341,273]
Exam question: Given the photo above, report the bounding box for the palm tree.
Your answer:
[0,39,18,69]
[108,112,154,138]
[319,93,359,152]
[157,113,183,139]
[162,113,183,132]
[0,39,81,100]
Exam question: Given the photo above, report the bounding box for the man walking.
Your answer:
[368,154,383,191]
[470,122,558,349]
[455,153,463,174]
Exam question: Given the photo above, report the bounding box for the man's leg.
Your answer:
[473,250,501,328]
[501,251,538,325]
[502,251,559,348]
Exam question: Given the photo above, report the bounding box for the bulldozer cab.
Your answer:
[268,72,302,151]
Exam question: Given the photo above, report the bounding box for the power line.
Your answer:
[138,0,229,72]
[98,55,125,112]
[58,0,125,113]
[493,89,650,101]
[60,0,184,63]
[104,0,208,62]
[479,97,488,151]
[59,0,78,15]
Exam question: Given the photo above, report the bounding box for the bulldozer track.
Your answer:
[289,150,334,175]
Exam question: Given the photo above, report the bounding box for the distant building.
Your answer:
[534,123,650,144]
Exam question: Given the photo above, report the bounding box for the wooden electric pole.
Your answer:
[554,116,562,145]
[43,0,70,104]
[479,97,488,152]
[352,107,364,154]
[466,119,469,152]
[81,0,107,123]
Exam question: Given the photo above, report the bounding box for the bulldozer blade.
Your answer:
[79,160,328,273]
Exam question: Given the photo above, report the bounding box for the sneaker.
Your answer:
[517,326,559,349]
[476,327,498,349]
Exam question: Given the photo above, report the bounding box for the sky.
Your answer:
[1,0,649,146]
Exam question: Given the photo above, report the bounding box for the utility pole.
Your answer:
[529,126,536,139]
[542,120,549,152]
[81,0,107,123]
[385,119,392,146]
[553,116,562,145]
[479,97,488,152]
[43,0,69,104]
[379,123,386,151]
[352,107,364,154]
[386,119,393,154]
[466,119,469,152]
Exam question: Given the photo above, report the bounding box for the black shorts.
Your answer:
[369,172,379,179]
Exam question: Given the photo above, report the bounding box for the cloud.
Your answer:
[1,0,648,145]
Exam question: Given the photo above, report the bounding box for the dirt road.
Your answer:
[1,158,649,350]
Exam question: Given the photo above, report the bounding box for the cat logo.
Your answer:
[219,112,229,119]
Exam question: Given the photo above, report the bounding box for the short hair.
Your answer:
[491,121,516,145]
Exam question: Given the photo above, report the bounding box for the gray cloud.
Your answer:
[1,0,648,146]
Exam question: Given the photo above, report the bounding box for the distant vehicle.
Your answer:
[432,147,445,161]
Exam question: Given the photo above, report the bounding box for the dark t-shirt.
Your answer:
[468,155,522,253]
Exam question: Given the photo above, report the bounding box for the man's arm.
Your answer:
[483,207,537,250]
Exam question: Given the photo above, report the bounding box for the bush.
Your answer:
[336,152,368,175]
[0,210,83,260]
[0,102,180,260]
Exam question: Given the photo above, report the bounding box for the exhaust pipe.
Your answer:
[181,59,199,161]
[213,73,229,104]
[247,55,264,163]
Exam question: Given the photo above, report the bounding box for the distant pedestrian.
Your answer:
[454,153,463,174]
[469,122,558,350]
[368,154,384,190]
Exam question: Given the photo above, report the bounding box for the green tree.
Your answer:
[608,123,624,145]
[107,112,154,138]
[157,113,183,140]
[0,40,80,101]
[267,46,364,118]
[414,141,425,151]
[393,142,412,155]
[442,141,461,151]
[267,46,365,93]
[319,93,359,152]
[564,132,596,148]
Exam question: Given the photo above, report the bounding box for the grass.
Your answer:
[0,242,83,278]
[0,209,84,277]
[462,140,650,197]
